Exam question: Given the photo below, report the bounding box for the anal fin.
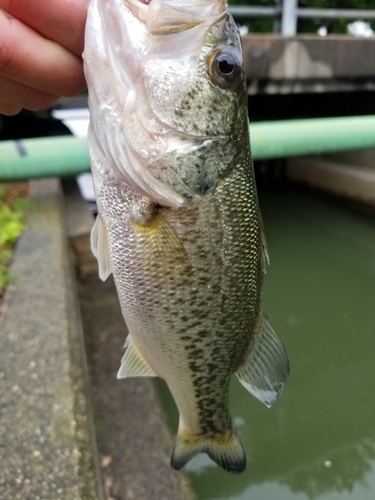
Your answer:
[91,214,112,281]
[117,335,157,379]
[236,307,290,407]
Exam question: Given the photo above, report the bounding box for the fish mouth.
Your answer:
[125,0,226,35]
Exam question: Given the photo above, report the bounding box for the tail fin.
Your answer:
[171,425,246,474]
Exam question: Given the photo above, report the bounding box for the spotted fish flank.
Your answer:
[83,0,289,474]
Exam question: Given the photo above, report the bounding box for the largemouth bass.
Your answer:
[83,0,289,474]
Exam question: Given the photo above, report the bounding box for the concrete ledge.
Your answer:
[242,35,375,93]
[323,149,375,169]
[0,177,195,500]
[287,156,375,208]
[64,179,196,499]
[0,179,104,499]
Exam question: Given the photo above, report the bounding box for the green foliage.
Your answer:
[229,0,375,34]
[299,0,375,34]
[229,0,275,33]
[0,188,32,295]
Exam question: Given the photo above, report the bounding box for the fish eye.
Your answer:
[208,47,242,88]
[218,58,235,75]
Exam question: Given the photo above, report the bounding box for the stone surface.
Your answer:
[63,176,196,499]
[287,157,375,208]
[0,179,104,499]
[0,177,195,500]
[62,178,98,279]
[62,178,94,239]
[78,259,196,500]
[242,35,375,94]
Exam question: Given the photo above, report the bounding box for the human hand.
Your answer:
[0,0,88,115]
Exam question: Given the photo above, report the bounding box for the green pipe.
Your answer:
[250,115,375,160]
[1,115,375,181]
[0,136,89,181]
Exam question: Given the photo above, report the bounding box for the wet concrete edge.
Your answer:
[65,178,197,500]
[0,177,196,500]
[0,178,105,499]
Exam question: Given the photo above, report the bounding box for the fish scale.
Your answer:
[84,0,289,473]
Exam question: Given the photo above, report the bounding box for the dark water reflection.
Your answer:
[157,186,375,500]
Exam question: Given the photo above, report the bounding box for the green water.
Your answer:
[157,186,375,500]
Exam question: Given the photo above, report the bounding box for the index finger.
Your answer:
[0,11,86,96]
[0,0,88,57]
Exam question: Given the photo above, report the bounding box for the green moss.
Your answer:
[0,186,33,296]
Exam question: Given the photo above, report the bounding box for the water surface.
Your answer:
[158,186,375,500]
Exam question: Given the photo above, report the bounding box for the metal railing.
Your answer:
[229,0,375,36]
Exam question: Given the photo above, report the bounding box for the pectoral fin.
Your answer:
[131,208,189,276]
[236,308,289,407]
[117,335,156,378]
[91,214,112,281]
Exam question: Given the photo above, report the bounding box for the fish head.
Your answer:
[141,0,247,136]
[84,0,249,206]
